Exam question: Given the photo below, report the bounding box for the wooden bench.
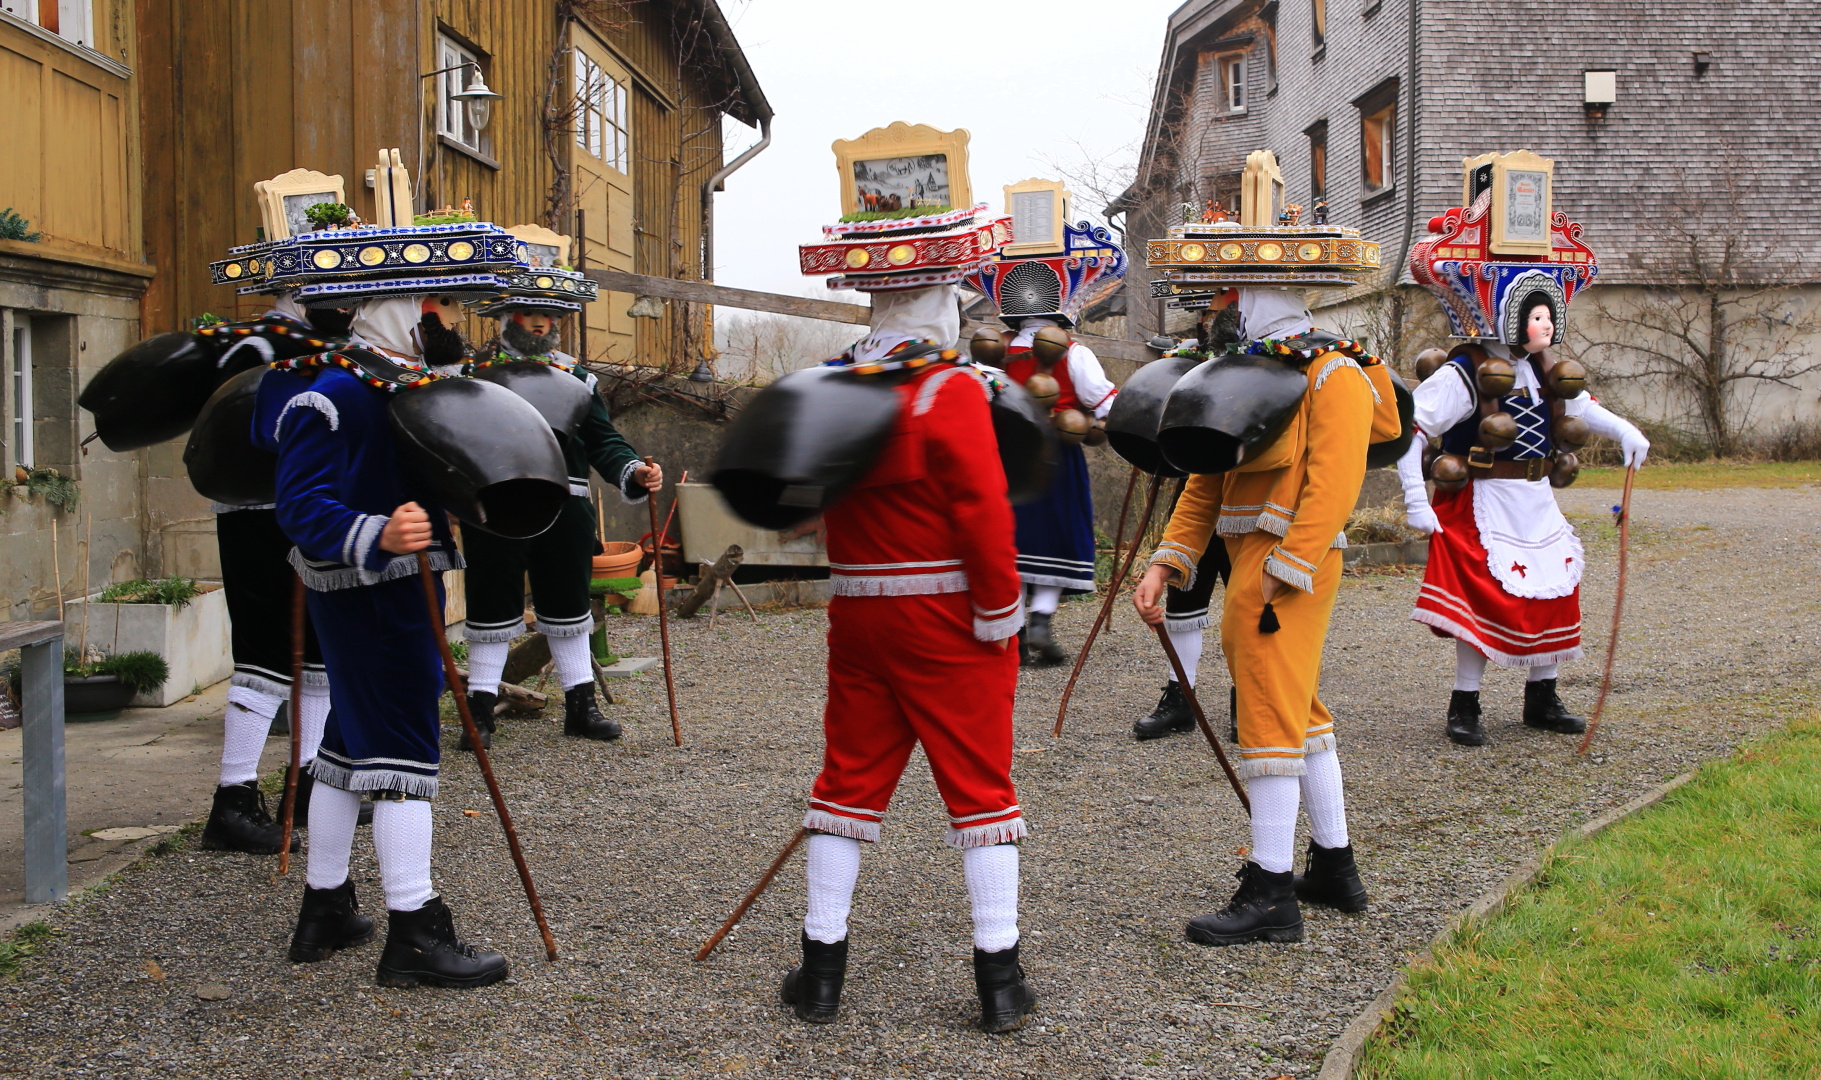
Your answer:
[1,621,66,903]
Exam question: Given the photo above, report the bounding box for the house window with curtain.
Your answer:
[1312,0,1327,51]
[1306,121,1328,199]
[1361,102,1395,192]
[574,51,629,173]
[436,32,490,156]
[2,1,94,48]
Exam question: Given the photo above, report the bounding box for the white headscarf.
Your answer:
[349,296,427,359]
[1237,288,1313,342]
[1010,317,1059,349]
[848,284,960,364]
[265,293,309,324]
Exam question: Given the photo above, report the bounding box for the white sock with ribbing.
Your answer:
[1300,747,1350,849]
[372,799,435,912]
[304,781,362,890]
[1165,627,1203,686]
[547,632,595,690]
[297,683,330,764]
[1027,585,1062,616]
[802,832,861,944]
[1247,773,1301,874]
[464,639,509,697]
[219,687,280,786]
[1454,640,1488,692]
[1527,663,1558,682]
[963,843,1021,952]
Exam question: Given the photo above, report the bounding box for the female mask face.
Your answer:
[1523,302,1555,352]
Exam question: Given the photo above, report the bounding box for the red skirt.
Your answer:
[1411,484,1583,667]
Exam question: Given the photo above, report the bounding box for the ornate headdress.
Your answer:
[1145,150,1381,311]
[1409,150,1597,346]
[469,224,598,317]
[963,178,1126,328]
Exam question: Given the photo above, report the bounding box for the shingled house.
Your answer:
[1114,0,1821,450]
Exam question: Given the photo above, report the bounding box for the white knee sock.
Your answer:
[803,833,861,944]
[304,781,362,890]
[1166,626,1202,686]
[219,687,281,786]
[1527,663,1558,682]
[465,639,509,697]
[963,843,1021,952]
[1027,585,1062,616]
[1454,640,1488,692]
[1247,773,1301,874]
[547,632,595,690]
[372,798,436,912]
[297,683,330,764]
[1300,748,1350,849]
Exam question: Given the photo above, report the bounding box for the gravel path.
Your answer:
[4,486,1817,1080]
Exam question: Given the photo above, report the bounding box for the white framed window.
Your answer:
[574,51,629,173]
[1223,55,1246,112]
[2,1,93,48]
[436,32,488,154]
[1362,102,1396,191]
[9,316,33,471]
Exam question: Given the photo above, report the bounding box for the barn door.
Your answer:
[570,28,637,365]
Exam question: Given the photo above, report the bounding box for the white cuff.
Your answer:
[973,597,1025,642]
[617,459,649,505]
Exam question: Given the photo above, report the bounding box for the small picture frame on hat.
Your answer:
[255,168,347,241]
[833,122,972,219]
[1484,150,1554,257]
[505,223,572,268]
[1002,178,1070,258]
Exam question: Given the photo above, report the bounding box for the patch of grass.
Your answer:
[1578,460,1821,490]
[148,820,203,857]
[0,921,60,978]
[1346,504,1423,545]
[837,204,954,223]
[1360,716,1821,1080]
[98,576,203,607]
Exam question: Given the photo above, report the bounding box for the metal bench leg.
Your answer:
[22,635,67,904]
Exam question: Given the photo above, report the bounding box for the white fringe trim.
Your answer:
[534,615,595,638]
[1263,554,1315,594]
[462,620,528,644]
[974,605,1025,641]
[1304,731,1337,754]
[1313,354,1381,402]
[803,808,881,843]
[275,391,340,439]
[1238,756,1308,779]
[1017,571,1096,590]
[288,546,464,592]
[944,816,1028,850]
[1163,613,1212,632]
[305,758,439,800]
[617,458,649,506]
[830,571,969,597]
[1410,608,1587,669]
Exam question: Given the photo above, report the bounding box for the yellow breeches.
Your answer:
[1220,531,1344,778]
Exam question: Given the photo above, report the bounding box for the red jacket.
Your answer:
[823,362,1025,641]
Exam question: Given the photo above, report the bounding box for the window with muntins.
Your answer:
[2,1,94,48]
[1224,55,1246,112]
[574,52,629,173]
[437,33,489,154]
[8,316,31,471]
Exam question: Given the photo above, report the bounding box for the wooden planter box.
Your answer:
[63,584,231,707]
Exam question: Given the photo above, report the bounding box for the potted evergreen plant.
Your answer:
[63,576,231,707]
[61,650,170,716]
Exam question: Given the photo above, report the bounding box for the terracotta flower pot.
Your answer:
[591,541,641,580]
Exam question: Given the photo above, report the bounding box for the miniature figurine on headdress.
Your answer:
[1398,150,1648,749]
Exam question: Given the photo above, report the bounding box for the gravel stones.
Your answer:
[1,485,1814,1078]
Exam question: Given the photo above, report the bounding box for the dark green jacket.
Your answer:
[501,348,647,504]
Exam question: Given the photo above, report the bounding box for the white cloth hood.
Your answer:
[848,285,960,365]
[349,296,427,358]
[1009,318,1059,349]
[1238,289,1313,342]
[266,294,310,324]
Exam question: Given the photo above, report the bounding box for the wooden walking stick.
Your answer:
[1105,466,1139,632]
[1577,465,1637,756]
[1054,471,1165,736]
[645,457,682,746]
[415,551,559,961]
[695,826,808,961]
[1154,622,1251,815]
[276,573,306,875]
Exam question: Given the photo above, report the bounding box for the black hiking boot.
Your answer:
[374,896,509,989]
[456,691,496,752]
[1024,612,1068,668]
[974,941,1038,1033]
[199,780,297,855]
[288,880,376,962]
[1185,862,1304,946]
[1446,689,1487,746]
[1523,678,1586,734]
[1133,682,1195,740]
[563,684,621,741]
[780,932,847,1024]
[1293,841,1370,913]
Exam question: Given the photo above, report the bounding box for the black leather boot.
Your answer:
[1024,612,1068,667]
[456,691,496,751]
[1446,689,1487,746]
[1524,678,1586,734]
[780,932,847,1023]
[1185,862,1304,946]
[1133,682,1195,740]
[974,941,1038,1033]
[563,684,622,741]
[288,880,375,962]
[374,896,509,989]
[1293,841,1369,913]
[199,780,296,855]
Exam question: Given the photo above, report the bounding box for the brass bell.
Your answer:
[969,326,1006,366]
[1549,451,1581,489]
[1051,407,1090,445]
[1413,348,1449,383]
[1024,372,1061,410]
[1083,419,1108,447]
[1554,414,1591,451]
[1547,359,1588,399]
[1031,326,1072,366]
[1476,357,1516,398]
[1421,443,1441,480]
[1432,453,1469,493]
[1478,413,1520,450]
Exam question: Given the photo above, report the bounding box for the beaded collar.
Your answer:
[269,347,440,392]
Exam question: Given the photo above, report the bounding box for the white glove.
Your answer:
[1577,397,1650,468]
[1406,505,1444,536]
[1395,436,1444,535]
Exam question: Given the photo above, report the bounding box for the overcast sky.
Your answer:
[711,0,1174,298]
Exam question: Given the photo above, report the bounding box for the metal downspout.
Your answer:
[701,113,772,282]
[1395,0,1422,280]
